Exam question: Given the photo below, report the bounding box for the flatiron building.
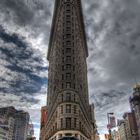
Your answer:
[41,0,97,140]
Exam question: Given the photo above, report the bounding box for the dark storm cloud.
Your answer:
[0,0,53,46]
[84,0,140,134]
[0,26,29,49]
[0,0,34,25]
[0,0,52,26]
[0,26,48,95]
[20,95,39,104]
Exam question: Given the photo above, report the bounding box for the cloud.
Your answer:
[84,0,140,133]
[0,26,48,95]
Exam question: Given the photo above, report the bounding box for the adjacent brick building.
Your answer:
[0,106,29,140]
[130,84,140,139]
[123,112,138,140]
[40,106,47,140]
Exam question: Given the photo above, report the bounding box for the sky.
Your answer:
[0,0,140,139]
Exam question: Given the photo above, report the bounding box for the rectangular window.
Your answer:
[66,73,71,79]
[61,105,63,114]
[61,118,63,128]
[66,9,70,13]
[74,94,76,102]
[66,64,71,70]
[66,56,71,62]
[74,83,75,89]
[66,17,71,21]
[63,35,66,39]
[66,27,71,32]
[66,14,70,18]
[66,4,70,10]
[66,82,71,88]
[66,118,71,128]
[73,57,75,62]
[61,94,63,102]
[74,105,77,114]
[65,133,72,136]
[73,49,74,54]
[62,49,64,54]
[66,104,71,113]
[55,123,57,130]
[62,57,64,62]
[73,66,75,71]
[66,34,71,38]
[62,66,64,71]
[73,74,75,80]
[74,118,77,127]
[79,122,81,129]
[66,48,71,53]
[80,85,82,90]
[56,111,58,117]
[66,41,71,45]
[62,74,64,80]
[66,21,71,27]
[66,93,71,101]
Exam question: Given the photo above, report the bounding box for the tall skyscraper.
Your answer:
[42,0,96,140]
[118,120,127,140]
[130,84,140,139]
[13,110,29,140]
[0,106,29,140]
[0,116,14,140]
